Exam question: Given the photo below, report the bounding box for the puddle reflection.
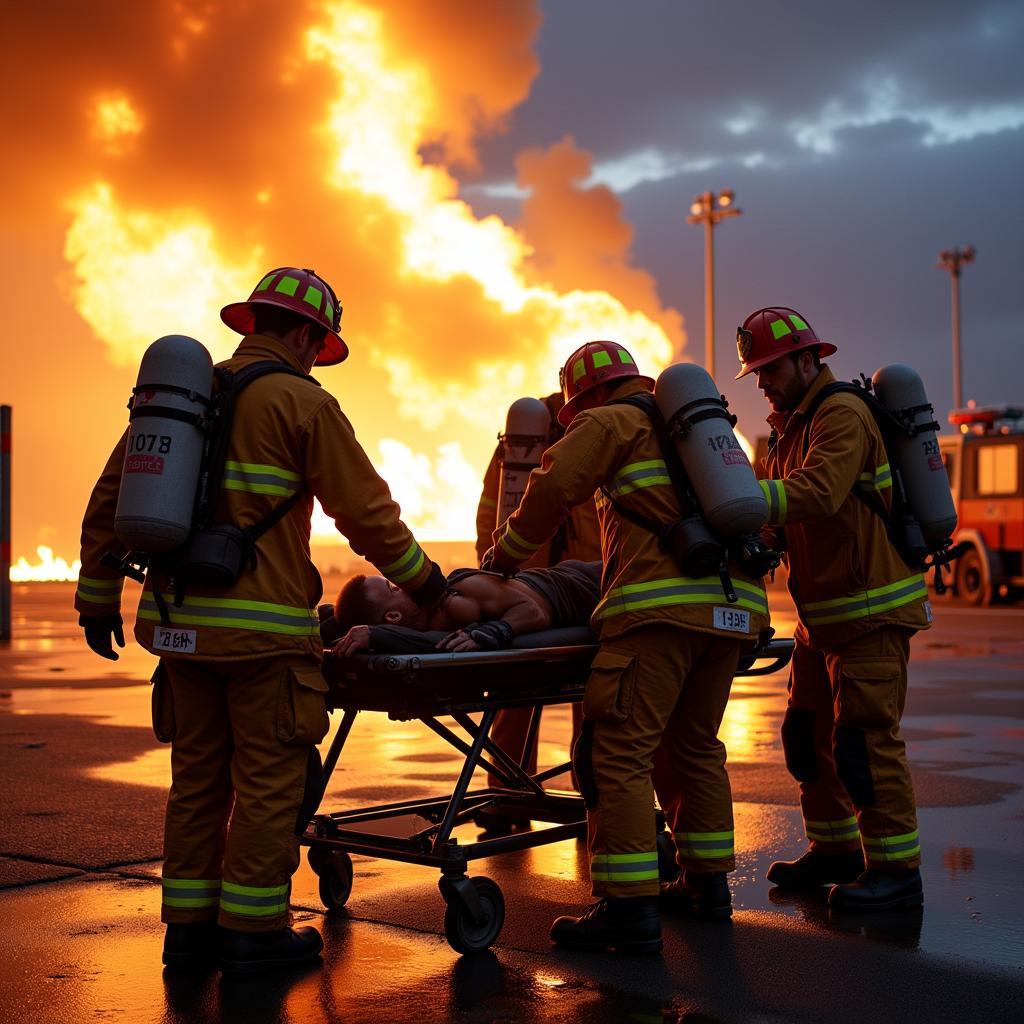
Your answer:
[767,887,924,951]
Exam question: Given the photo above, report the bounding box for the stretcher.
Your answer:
[304,627,794,953]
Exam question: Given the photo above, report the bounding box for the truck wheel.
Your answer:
[955,548,990,607]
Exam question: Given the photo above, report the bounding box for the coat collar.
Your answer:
[235,334,308,376]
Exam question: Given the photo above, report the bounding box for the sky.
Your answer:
[2,0,1022,570]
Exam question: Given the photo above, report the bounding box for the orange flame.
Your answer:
[10,546,81,583]
[60,1,682,543]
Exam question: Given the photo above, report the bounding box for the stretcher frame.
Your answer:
[304,634,794,953]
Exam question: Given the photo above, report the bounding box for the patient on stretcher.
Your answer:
[324,560,601,656]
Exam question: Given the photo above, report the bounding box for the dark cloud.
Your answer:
[615,128,1024,438]
[470,0,1024,177]
[831,118,929,153]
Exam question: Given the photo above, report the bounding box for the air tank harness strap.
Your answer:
[127,384,212,429]
[604,393,737,603]
[800,381,897,525]
[128,385,211,430]
[799,380,937,574]
[664,394,738,440]
[893,402,941,437]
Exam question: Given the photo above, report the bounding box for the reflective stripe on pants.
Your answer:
[786,627,920,869]
[158,655,325,931]
[584,626,742,897]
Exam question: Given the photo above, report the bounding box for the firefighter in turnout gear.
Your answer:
[483,341,770,953]
[77,267,446,972]
[474,392,601,821]
[736,306,929,911]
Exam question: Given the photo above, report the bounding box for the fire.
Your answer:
[60,1,682,544]
[64,183,258,367]
[10,546,81,583]
[305,2,675,425]
[91,94,143,153]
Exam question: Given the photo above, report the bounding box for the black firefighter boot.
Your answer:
[162,921,221,968]
[766,849,865,890]
[220,925,324,975]
[549,897,662,954]
[828,868,923,911]
[660,871,732,920]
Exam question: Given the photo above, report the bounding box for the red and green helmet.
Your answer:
[557,340,653,426]
[734,306,836,379]
[220,267,349,366]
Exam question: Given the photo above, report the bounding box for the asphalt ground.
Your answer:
[1,581,1022,1023]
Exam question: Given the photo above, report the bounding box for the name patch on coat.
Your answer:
[153,626,197,654]
[713,607,751,633]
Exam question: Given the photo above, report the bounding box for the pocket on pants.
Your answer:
[582,650,637,723]
[835,658,900,728]
[277,666,331,745]
[150,663,176,744]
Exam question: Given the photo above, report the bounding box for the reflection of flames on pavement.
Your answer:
[942,846,975,877]
[10,546,81,582]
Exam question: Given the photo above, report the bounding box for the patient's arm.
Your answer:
[333,625,372,657]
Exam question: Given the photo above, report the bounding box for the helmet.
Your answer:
[220,267,349,366]
[734,307,836,379]
[557,340,653,426]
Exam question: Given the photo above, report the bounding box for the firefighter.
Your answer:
[736,306,929,911]
[474,392,601,823]
[76,267,446,972]
[482,341,770,953]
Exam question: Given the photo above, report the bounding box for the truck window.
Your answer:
[942,450,955,486]
[976,443,1020,496]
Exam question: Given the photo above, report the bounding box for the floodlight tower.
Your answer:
[937,246,975,410]
[688,190,743,380]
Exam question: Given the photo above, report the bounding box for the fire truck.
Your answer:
[940,405,1024,605]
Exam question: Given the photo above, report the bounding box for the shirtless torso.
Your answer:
[334,570,556,656]
[430,571,554,635]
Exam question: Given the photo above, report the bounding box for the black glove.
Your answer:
[80,613,125,661]
[409,561,447,608]
[464,619,515,650]
[480,546,518,578]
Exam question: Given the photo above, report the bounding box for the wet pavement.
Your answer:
[1,581,1022,1022]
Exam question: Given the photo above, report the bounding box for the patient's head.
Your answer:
[334,574,424,632]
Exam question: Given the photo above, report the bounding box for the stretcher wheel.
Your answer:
[316,850,354,910]
[657,830,680,882]
[442,876,505,954]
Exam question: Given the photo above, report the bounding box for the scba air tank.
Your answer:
[871,363,957,546]
[654,363,767,536]
[114,335,214,553]
[497,398,551,528]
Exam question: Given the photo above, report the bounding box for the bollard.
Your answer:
[1,405,10,640]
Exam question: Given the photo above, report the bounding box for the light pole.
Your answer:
[937,246,975,410]
[687,189,742,380]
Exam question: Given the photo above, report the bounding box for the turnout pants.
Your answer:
[573,625,742,898]
[153,654,330,932]
[783,626,921,870]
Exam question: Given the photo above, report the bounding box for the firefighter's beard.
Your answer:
[761,362,817,413]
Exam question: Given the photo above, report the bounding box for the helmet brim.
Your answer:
[735,341,837,380]
[220,300,349,365]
